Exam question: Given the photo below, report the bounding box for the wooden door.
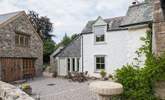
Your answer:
[0,58,22,82]
[23,58,35,77]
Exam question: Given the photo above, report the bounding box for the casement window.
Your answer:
[72,58,75,71]
[95,56,105,71]
[94,26,105,43]
[67,58,70,71]
[15,33,30,47]
[77,58,80,71]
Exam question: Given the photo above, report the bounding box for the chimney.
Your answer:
[153,0,165,55]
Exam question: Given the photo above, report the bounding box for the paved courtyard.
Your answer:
[28,77,97,100]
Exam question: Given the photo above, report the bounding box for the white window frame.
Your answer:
[94,55,106,72]
[93,25,106,44]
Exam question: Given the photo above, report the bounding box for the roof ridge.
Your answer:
[0,11,24,16]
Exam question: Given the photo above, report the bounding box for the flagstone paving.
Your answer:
[28,77,97,100]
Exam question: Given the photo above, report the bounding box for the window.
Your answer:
[94,26,105,43]
[96,35,105,42]
[67,58,70,71]
[95,56,105,70]
[77,58,80,71]
[72,58,75,71]
[15,33,30,47]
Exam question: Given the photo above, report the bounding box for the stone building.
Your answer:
[153,0,165,54]
[0,11,43,82]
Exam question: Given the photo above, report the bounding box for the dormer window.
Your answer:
[94,26,106,43]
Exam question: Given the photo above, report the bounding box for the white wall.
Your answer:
[82,28,147,77]
[57,57,67,76]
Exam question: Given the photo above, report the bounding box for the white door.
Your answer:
[59,58,67,76]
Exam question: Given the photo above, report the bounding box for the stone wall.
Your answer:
[153,0,165,55]
[153,0,165,99]
[0,12,43,76]
[0,81,34,100]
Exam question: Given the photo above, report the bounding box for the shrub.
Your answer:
[115,65,156,100]
[100,69,107,78]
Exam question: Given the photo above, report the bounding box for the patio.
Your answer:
[28,77,97,100]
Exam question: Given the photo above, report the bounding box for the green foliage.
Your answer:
[115,29,165,100]
[100,69,107,78]
[28,10,55,64]
[61,34,72,46]
[58,33,78,47]
[43,38,55,63]
[28,10,54,39]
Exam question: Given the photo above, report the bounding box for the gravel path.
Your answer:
[28,77,97,100]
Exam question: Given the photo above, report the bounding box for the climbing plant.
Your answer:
[115,27,165,100]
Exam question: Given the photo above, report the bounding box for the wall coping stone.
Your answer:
[0,81,34,100]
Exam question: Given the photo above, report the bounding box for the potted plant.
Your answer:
[108,74,113,80]
[20,83,32,95]
[100,69,107,80]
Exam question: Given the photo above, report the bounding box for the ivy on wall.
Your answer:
[115,27,165,100]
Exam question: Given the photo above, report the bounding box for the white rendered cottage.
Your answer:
[51,1,153,77]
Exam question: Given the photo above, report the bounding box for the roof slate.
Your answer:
[81,2,153,34]
[81,16,126,34]
[121,3,153,26]
[56,36,81,57]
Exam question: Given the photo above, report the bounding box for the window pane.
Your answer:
[94,26,105,36]
[101,64,105,69]
[25,37,29,47]
[72,58,75,71]
[96,35,105,42]
[77,58,79,71]
[96,36,100,42]
[96,64,100,70]
[96,57,100,63]
[20,36,24,46]
[100,57,105,63]
[100,35,105,41]
[67,58,70,71]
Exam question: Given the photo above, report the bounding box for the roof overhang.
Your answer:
[120,21,153,27]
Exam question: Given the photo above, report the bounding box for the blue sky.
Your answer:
[0,0,143,43]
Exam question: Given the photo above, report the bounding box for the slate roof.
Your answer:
[121,3,153,26]
[0,11,22,25]
[81,16,126,34]
[55,35,81,57]
[81,2,153,34]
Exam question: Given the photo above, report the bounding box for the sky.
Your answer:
[0,0,144,43]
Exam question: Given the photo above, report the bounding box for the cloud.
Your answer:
[0,0,144,42]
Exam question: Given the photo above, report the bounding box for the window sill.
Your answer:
[94,42,107,45]
[94,70,105,73]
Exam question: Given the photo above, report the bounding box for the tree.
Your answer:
[43,37,56,63]
[58,33,79,48]
[28,10,54,39]
[61,34,71,46]
[27,10,55,64]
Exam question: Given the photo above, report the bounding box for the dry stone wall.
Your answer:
[0,81,34,100]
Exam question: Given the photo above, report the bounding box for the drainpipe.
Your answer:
[82,35,84,72]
